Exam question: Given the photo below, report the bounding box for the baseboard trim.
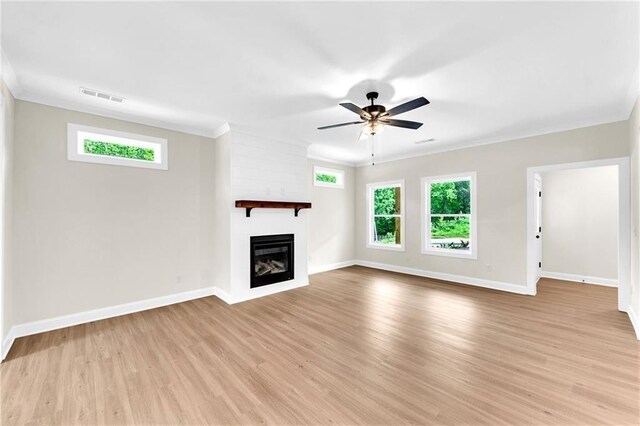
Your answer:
[541,271,618,287]
[354,260,531,295]
[212,287,234,304]
[628,306,640,340]
[1,328,17,361]
[228,281,309,304]
[1,286,218,361]
[308,260,357,275]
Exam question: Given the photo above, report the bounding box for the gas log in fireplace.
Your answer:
[250,234,294,288]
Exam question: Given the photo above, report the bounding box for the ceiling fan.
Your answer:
[318,92,430,136]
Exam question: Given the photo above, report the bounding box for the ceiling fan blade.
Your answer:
[380,118,423,129]
[317,121,364,130]
[340,102,371,118]
[382,97,430,117]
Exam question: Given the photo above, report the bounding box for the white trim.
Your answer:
[541,271,618,287]
[230,281,308,305]
[366,179,406,252]
[1,327,16,361]
[11,287,217,339]
[627,306,640,340]
[67,123,168,170]
[16,90,216,139]
[308,260,356,275]
[526,157,630,310]
[212,122,231,139]
[0,281,317,360]
[211,287,234,305]
[353,117,629,167]
[313,166,345,189]
[354,260,532,295]
[227,123,311,149]
[0,94,4,360]
[1,50,21,97]
[307,154,357,168]
[421,172,477,259]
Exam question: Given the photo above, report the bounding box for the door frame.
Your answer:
[0,93,4,356]
[526,157,630,311]
[534,173,542,281]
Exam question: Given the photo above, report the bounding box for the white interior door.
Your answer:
[534,174,542,280]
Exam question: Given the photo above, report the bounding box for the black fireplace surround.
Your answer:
[250,234,294,288]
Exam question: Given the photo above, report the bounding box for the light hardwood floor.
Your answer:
[1,266,638,425]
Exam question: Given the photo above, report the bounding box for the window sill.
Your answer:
[368,243,405,252]
[314,182,344,189]
[422,248,477,259]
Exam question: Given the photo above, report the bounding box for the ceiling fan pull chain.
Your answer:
[371,136,375,166]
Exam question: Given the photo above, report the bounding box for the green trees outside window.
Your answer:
[315,173,337,183]
[372,186,402,245]
[84,139,155,162]
[429,179,471,250]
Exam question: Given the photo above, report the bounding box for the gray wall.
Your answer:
[541,166,618,281]
[308,159,355,271]
[355,121,629,288]
[13,101,215,324]
[212,132,231,294]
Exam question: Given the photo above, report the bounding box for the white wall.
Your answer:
[308,159,355,272]
[13,101,215,324]
[228,130,309,302]
[629,96,640,333]
[541,166,618,282]
[1,80,15,344]
[355,121,629,290]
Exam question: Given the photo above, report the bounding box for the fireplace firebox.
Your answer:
[250,234,294,288]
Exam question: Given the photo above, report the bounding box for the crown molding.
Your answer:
[16,89,221,139]
[623,57,640,120]
[212,122,231,139]
[1,50,22,97]
[353,113,629,167]
[307,153,357,167]
[227,122,311,149]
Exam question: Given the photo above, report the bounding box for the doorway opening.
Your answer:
[527,158,630,312]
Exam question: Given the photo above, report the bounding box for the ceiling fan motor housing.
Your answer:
[363,92,386,118]
[363,104,386,118]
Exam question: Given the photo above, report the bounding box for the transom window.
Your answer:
[313,166,344,188]
[367,180,405,251]
[422,173,477,258]
[67,123,168,170]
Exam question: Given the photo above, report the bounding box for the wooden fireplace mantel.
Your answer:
[235,200,312,217]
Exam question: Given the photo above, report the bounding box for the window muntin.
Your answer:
[367,180,405,251]
[422,173,477,258]
[67,123,168,170]
[313,166,344,188]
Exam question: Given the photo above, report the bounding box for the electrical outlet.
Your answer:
[176,275,182,284]
[486,264,493,272]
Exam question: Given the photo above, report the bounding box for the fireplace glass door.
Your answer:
[250,234,294,288]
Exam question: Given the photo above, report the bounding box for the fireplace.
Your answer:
[250,234,294,288]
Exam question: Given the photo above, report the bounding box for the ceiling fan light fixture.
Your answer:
[362,120,386,136]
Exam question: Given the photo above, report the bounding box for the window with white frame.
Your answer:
[422,173,477,258]
[367,180,405,251]
[67,123,168,170]
[313,166,344,188]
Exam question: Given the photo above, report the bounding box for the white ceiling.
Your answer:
[2,1,638,165]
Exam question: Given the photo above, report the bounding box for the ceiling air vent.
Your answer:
[80,87,126,103]
[414,138,435,145]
